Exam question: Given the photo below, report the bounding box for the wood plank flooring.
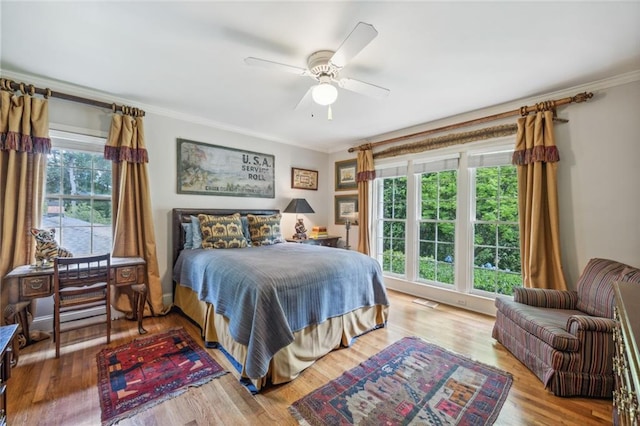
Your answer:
[7,289,613,425]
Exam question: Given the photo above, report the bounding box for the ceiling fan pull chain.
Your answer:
[328,105,333,121]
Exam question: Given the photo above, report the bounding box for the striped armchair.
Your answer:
[492,258,640,397]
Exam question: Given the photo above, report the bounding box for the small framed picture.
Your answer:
[335,159,357,191]
[291,167,318,190]
[335,194,359,225]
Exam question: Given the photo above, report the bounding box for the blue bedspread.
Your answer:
[173,243,389,378]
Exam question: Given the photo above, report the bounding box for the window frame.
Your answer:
[371,139,519,299]
[44,130,112,256]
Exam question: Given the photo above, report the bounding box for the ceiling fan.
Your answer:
[244,22,390,119]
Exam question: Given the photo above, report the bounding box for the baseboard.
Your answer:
[31,292,174,332]
[31,306,124,332]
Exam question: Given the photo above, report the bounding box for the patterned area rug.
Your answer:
[290,337,512,425]
[97,327,227,426]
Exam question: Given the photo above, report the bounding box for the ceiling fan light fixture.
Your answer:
[311,81,338,106]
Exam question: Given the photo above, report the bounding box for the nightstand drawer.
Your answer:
[20,275,51,298]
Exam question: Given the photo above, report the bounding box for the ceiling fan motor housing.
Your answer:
[307,50,339,80]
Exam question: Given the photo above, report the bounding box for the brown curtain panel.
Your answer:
[513,110,567,290]
[105,114,164,315]
[356,148,376,255]
[0,90,50,339]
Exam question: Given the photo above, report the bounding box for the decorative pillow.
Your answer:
[191,215,203,248]
[246,214,285,246]
[198,213,248,249]
[182,223,194,250]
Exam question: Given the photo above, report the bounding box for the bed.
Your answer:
[171,208,389,391]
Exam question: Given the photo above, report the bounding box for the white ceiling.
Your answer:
[2,1,639,153]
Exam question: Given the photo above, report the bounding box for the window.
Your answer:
[373,164,407,276]
[416,159,458,285]
[372,145,521,299]
[43,132,112,256]
[471,162,521,295]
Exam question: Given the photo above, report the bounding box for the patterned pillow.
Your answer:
[247,214,285,246]
[198,213,248,249]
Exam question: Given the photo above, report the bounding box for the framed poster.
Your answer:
[335,194,359,225]
[177,138,275,198]
[291,167,318,190]
[335,159,357,191]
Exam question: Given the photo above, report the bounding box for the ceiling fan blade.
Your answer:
[329,22,378,69]
[244,57,309,76]
[295,87,314,110]
[339,78,390,99]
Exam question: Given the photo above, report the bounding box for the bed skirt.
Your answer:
[174,283,389,391]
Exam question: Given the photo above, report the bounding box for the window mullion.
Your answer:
[405,162,417,282]
[456,152,472,293]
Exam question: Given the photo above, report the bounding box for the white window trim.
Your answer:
[372,137,518,299]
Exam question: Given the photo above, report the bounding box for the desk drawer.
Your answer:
[20,275,51,298]
[115,266,138,284]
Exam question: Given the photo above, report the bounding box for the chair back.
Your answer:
[54,253,111,293]
[575,258,629,318]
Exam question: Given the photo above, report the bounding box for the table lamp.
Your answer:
[344,211,358,250]
[283,198,315,239]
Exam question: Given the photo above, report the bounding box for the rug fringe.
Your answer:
[288,406,312,426]
[102,370,228,426]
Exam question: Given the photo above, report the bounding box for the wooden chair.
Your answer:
[53,253,111,358]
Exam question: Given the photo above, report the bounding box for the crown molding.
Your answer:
[362,70,640,145]
[3,68,637,155]
[0,69,331,153]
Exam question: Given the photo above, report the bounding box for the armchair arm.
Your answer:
[567,315,616,374]
[567,315,617,334]
[513,287,578,309]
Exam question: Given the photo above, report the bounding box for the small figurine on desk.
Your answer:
[294,218,308,240]
[31,228,73,268]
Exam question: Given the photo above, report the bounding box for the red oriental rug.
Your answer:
[290,337,512,425]
[97,327,227,425]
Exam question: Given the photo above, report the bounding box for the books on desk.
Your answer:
[309,226,328,239]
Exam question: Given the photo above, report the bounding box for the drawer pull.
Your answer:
[120,270,133,278]
[29,279,45,290]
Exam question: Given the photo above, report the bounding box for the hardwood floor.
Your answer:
[8,289,613,425]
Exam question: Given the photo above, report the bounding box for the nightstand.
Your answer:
[286,236,341,248]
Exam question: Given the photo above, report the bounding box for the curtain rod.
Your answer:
[348,91,593,153]
[0,77,145,117]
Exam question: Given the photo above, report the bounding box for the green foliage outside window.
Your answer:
[45,149,112,224]
[377,161,523,297]
[473,166,522,295]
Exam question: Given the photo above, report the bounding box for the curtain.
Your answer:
[356,148,376,255]
[513,110,567,290]
[105,113,165,315]
[0,88,50,343]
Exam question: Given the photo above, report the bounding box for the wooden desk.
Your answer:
[286,236,341,248]
[0,324,18,426]
[2,257,147,346]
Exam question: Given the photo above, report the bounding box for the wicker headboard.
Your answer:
[171,208,280,265]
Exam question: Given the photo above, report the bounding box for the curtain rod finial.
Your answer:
[573,92,593,103]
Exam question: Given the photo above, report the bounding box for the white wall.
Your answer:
[7,71,640,319]
[330,74,640,314]
[43,92,330,309]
